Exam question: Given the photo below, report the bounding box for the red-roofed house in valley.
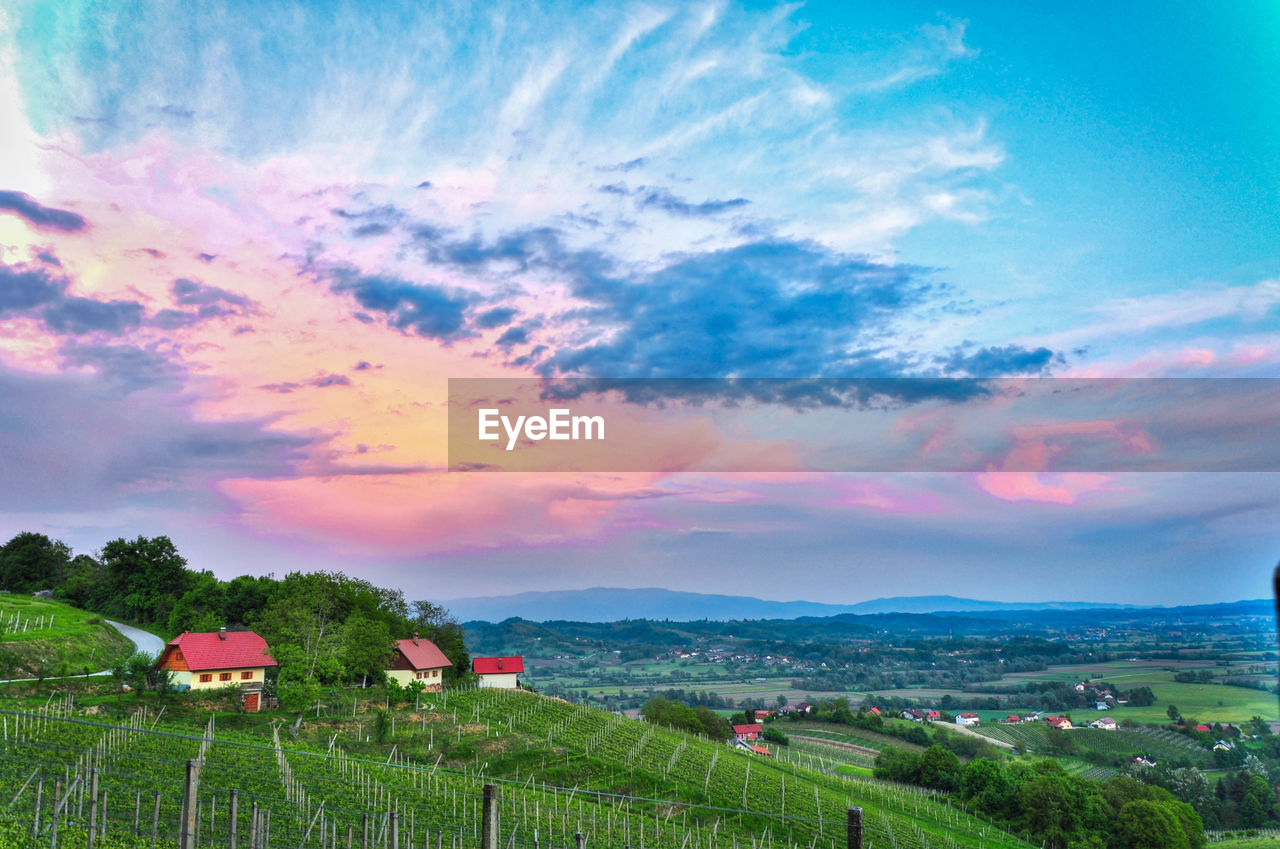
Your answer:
[733,724,763,740]
[472,656,524,689]
[1047,716,1073,730]
[387,633,452,690]
[155,629,276,711]
[955,713,981,727]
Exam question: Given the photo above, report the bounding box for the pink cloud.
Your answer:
[973,471,1113,505]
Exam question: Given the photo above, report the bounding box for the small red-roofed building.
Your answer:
[733,723,763,740]
[387,633,452,690]
[1047,716,1073,730]
[155,629,276,711]
[472,656,524,689]
[749,745,772,756]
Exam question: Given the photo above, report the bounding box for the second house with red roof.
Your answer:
[386,632,453,690]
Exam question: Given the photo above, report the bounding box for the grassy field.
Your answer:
[1205,836,1280,847]
[879,659,1278,725]
[0,595,134,678]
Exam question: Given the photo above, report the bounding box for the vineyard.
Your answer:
[973,724,1211,765]
[0,689,1037,849]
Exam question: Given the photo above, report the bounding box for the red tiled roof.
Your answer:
[395,637,451,670]
[733,724,763,734]
[749,745,772,755]
[473,656,524,675]
[166,631,276,671]
[1195,725,1211,732]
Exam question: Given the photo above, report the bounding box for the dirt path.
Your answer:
[932,720,1017,750]
[790,735,881,758]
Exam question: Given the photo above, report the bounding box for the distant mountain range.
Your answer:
[444,587,1146,624]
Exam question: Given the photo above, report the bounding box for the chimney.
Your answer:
[497,658,503,671]
[413,632,419,646]
[218,626,227,641]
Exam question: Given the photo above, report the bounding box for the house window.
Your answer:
[219,672,232,682]
[199,674,212,683]
[241,671,253,680]
[432,669,438,678]
[415,671,422,679]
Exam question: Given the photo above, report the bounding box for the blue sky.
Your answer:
[0,1,1276,606]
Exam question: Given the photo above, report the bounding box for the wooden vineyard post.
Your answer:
[180,759,200,849]
[87,769,100,849]
[390,811,400,849]
[362,812,370,849]
[229,789,239,849]
[846,808,863,849]
[50,779,63,849]
[151,790,162,849]
[482,784,498,849]
[575,832,585,849]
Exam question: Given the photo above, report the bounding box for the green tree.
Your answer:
[873,747,920,784]
[1119,800,1190,849]
[916,745,962,792]
[99,536,191,624]
[411,600,469,682]
[342,611,392,687]
[0,532,72,593]
[1017,774,1081,849]
[1167,704,1181,723]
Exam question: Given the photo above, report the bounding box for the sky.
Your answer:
[0,1,1277,608]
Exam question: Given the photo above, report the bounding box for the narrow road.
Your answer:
[789,734,881,758]
[931,719,1017,750]
[0,619,164,684]
[105,619,166,656]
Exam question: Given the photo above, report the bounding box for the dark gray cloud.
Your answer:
[0,262,65,312]
[495,324,531,348]
[940,344,1061,376]
[334,204,404,238]
[0,190,88,232]
[43,296,145,335]
[475,306,519,329]
[542,239,933,379]
[600,184,749,217]
[152,278,258,328]
[329,269,477,340]
[60,342,185,395]
[1,259,145,335]
[410,225,565,270]
[171,277,253,309]
[260,372,352,394]
[599,157,647,172]
[0,360,313,511]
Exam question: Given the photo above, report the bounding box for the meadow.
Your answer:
[0,595,133,679]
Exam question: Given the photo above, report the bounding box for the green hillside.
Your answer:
[0,595,134,679]
[0,688,1033,849]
